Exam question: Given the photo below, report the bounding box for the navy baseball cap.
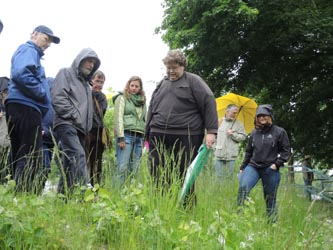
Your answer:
[33,25,60,44]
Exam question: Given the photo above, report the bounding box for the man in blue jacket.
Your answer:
[5,25,60,193]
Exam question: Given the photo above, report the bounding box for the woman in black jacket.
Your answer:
[237,104,291,223]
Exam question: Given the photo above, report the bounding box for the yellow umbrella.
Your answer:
[216,93,258,134]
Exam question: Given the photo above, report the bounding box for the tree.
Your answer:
[157,0,333,166]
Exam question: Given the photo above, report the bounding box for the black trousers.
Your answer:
[6,103,44,193]
[85,128,105,186]
[148,132,204,205]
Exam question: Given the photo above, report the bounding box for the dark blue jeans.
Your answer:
[55,124,88,194]
[43,142,54,171]
[237,165,281,222]
[41,142,54,189]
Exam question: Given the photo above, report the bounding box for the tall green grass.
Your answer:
[0,151,332,249]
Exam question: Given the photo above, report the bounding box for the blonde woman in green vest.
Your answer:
[113,76,147,187]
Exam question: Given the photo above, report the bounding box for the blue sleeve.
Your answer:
[10,46,48,103]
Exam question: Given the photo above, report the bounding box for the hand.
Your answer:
[118,137,125,150]
[205,133,216,148]
[270,164,277,170]
[118,141,125,150]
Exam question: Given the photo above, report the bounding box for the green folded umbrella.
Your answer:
[179,144,212,202]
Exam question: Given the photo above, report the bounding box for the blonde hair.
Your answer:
[123,76,146,101]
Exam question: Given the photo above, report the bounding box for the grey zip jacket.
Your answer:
[51,48,101,134]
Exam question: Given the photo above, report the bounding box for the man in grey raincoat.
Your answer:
[51,48,101,195]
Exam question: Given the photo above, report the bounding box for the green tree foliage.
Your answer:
[157,0,333,166]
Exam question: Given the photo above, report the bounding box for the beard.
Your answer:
[80,67,92,77]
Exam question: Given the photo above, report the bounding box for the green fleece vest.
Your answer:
[114,93,146,133]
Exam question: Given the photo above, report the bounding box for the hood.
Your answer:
[71,48,101,80]
[256,104,274,120]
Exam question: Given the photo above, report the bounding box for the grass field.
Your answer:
[0,151,332,249]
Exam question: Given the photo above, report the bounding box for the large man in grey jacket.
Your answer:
[51,48,100,195]
[145,49,218,207]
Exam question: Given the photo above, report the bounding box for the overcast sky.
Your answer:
[0,0,169,96]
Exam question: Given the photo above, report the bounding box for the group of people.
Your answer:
[1,25,105,195]
[0,24,149,197]
[1,22,292,222]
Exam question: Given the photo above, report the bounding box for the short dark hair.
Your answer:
[92,70,105,80]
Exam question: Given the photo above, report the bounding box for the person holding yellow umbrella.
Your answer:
[214,104,246,183]
[216,93,257,134]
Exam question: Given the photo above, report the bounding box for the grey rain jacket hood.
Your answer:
[71,48,101,80]
[51,48,101,134]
